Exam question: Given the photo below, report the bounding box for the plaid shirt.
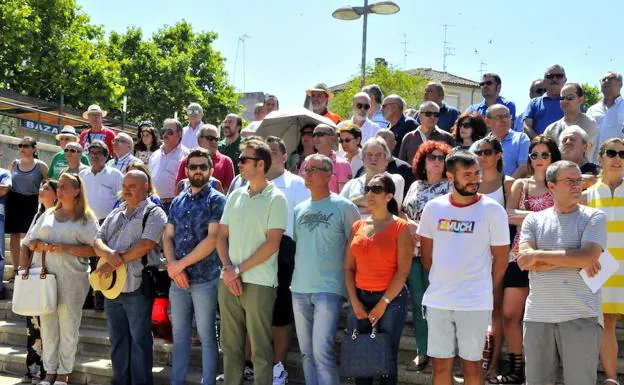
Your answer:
[107,152,142,173]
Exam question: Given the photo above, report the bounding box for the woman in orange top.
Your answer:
[344,172,413,385]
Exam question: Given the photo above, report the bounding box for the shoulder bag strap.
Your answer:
[140,206,158,267]
[502,173,507,208]
[39,251,48,279]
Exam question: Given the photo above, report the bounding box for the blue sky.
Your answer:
[78,0,619,115]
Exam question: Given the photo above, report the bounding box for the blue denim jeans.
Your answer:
[406,258,429,356]
[104,288,153,385]
[347,286,408,385]
[170,278,219,385]
[0,214,5,296]
[292,292,344,385]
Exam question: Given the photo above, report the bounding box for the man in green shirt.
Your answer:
[218,113,244,175]
[217,139,288,385]
[48,125,90,180]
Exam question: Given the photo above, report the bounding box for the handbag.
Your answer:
[12,251,57,316]
[139,206,170,300]
[339,325,394,378]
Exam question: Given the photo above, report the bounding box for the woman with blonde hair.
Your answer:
[19,173,99,385]
[584,138,624,385]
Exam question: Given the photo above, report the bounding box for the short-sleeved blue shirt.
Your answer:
[466,96,516,121]
[523,95,563,135]
[416,103,460,132]
[168,185,226,283]
[470,130,530,176]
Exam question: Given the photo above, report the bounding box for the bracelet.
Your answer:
[382,296,391,304]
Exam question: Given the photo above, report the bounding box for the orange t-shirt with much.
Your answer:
[350,217,408,292]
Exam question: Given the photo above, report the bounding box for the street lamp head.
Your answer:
[369,1,400,15]
[332,6,362,20]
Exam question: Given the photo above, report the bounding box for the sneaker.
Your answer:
[215,373,224,382]
[244,366,254,381]
[273,362,288,385]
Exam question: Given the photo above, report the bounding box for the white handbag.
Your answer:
[12,251,57,316]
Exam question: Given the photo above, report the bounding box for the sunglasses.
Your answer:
[88,151,104,157]
[489,114,511,121]
[200,135,219,142]
[112,139,130,145]
[605,149,624,159]
[534,88,547,95]
[601,76,620,83]
[64,148,81,154]
[460,122,472,129]
[355,103,370,110]
[163,129,177,136]
[339,138,353,144]
[303,166,328,174]
[559,94,577,101]
[313,132,332,138]
[479,80,495,87]
[141,129,152,134]
[545,73,565,80]
[364,185,385,194]
[474,149,495,157]
[529,152,551,160]
[426,154,445,162]
[238,155,260,164]
[18,144,32,148]
[187,163,210,171]
[421,111,441,118]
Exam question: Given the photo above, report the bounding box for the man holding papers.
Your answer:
[517,160,607,385]
[583,137,624,385]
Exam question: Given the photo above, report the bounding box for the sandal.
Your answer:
[605,380,620,385]
[39,373,56,385]
[488,353,524,384]
[53,373,70,385]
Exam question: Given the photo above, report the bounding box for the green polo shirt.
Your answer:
[48,151,90,180]
[218,135,243,175]
[220,182,288,287]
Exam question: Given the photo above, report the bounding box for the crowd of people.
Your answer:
[0,64,622,385]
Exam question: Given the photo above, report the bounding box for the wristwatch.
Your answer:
[382,296,391,304]
[234,265,241,276]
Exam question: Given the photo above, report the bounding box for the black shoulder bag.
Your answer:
[140,206,170,300]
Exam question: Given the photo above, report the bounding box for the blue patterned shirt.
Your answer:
[168,185,226,283]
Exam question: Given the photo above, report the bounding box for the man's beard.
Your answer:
[353,111,367,122]
[454,180,480,196]
[189,175,209,187]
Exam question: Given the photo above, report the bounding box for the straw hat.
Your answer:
[89,258,127,300]
[82,104,108,119]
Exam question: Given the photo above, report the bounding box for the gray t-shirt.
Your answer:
[520,205,607,323]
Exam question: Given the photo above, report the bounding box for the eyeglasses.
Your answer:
[421,111,440,118]
[545,73,565,80]
[556,178,583,186]
[199,135,219,142]
[303,166,328,174]
[339,138,353,144]
[601,76,620,83]
[534,88,547,95]
[479,80,495,87]
[18,144,32,148]
[529,152,551,160]
[355,103,371,110]
[381,103,397,109]
[64,148,81,154]
[187,163,210,171]
[559,95,577,101]
[605,149,624,159]
[112,139,130,145]
[426,154,446,162]
[474,149,495,157]
[364,185,385,194]
[313,132,332,138]
[238,155,260,164]
[488,114,511,121]
[460,122,472,129]
[301,131,314,137]
[163,129,177,136]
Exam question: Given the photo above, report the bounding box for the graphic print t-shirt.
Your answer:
[417,194,510,310]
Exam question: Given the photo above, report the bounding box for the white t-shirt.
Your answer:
[270,171,311,238]
[148,144,190,199]
[417,193,510,311]
[181,123,202,149]
[79,166,124,220]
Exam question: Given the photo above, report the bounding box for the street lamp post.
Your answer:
[332,1,400,88]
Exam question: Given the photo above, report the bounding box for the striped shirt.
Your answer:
[585,181,624,314]
[107,152,142,173]
[520,205,607,323]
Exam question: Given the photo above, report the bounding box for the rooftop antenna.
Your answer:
[400,33,412,69]
[478,59,488,77]
[232,34,251,91]
[441,24,455,72]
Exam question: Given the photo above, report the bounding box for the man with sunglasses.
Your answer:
[181,103,205,149]
[304,124,351,193]
[544,83,599,161]
[59,142,89,176]
[383,94,419,157]
[517,160,606,385]
[107,132,142,173]
[148,118,190,214]
[523,65,567,138]
[164,148,227,385]
[49,125,90,180]
[588,71,624,160]
[480,104,530,178]
[337,92,381,144]
[514,80,548,132]
[362,84,388,127]
[217,139,288,385]
[415,82,460,132]
[466,73,516,123]
[398,101,455,165]
[219,113,244,175]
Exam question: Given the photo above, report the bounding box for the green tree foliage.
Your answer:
[581,83,601,110]
[0,0,239,129]
[329,64,429,119]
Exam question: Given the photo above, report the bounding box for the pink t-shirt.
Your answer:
[300,150,352,193]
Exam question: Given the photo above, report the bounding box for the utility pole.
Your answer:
[478,60,488,77]
[441,24,455,72]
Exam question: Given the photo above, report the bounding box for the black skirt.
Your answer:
[5,191,39,234]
